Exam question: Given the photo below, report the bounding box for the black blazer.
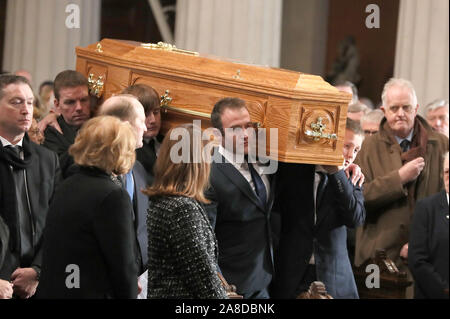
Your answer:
[136,134,164,178]
[0,141,61,280]
[132,161,152,274]
[0,215,9,269]
[409,190,449,299]
[43,116,77,178]
[205,154,276,296]
[36,167,138,299]
[272,163,365,299]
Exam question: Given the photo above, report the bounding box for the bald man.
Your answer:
[99,94,151,298]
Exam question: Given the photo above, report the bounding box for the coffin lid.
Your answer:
[76,38,351,104]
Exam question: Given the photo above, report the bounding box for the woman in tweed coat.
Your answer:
[144,124,227,299]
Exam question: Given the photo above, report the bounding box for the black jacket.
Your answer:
[36,167,138,299]
[0,141,61,280]
[43,116,77,178]
[136,134,164,178]
[272,164,365,299]
[409,190,449,299]
[205,154,276,296]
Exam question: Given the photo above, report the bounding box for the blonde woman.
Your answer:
[144,124,227,299]
[37,116,138,299]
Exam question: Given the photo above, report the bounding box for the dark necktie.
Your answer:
[6,145,21,158]
[400,139,410,152]
[316,172,328,209]
[247,161,267,206]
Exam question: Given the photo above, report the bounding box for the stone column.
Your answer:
[394,0,449,114]
[175,0,283,67]
[2,0,100,90]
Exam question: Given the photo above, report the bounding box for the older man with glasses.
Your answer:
[353,78,448,298]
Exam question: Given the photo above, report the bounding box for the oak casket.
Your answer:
[76,38,351,165]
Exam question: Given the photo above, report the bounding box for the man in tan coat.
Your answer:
[354,79,448,284]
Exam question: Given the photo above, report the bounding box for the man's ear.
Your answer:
[54,98,60,112]
[380,106,386,115]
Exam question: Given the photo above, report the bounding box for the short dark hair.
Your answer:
[122,84,159,116]
[211,97,247,134]
[53,70,88,100]
[0,74,32,100]
[345,118,364,137]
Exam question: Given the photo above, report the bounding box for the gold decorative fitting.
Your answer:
[88,73,104,98]
[95,43,103,53]
[141,42,199,56]
[305,117,337,141]
[160,90,173,108]
[232,69,241,80]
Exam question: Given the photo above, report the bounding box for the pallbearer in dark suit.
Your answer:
[272,119,366,299]
[122,84,164,178]
[37,116,138,298]
[409,152,449,299]
[206,98,277,299]
[0,75,61,299]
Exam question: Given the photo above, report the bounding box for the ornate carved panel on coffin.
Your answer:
[297,104,340,152]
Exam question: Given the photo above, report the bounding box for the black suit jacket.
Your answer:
[43,116,77,178]
[136,134,164,178]
[0,141,61,280]
[36,167,138,299]
[409,190,449,299]
[132,161,152,274]
[272,163,365,299]
[205,154,276,296]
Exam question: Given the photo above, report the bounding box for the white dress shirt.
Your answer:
[218,145,270,201]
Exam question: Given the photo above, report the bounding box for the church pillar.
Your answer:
[394,0,449,114]
[2,0,100,90]
[175,0,283,67]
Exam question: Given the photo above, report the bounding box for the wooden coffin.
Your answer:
[76,39,351,165]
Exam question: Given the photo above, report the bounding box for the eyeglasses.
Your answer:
[387,105,414,114]
[364,130,378,136]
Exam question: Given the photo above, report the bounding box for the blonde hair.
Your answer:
[143,124,211,203]
[69,116,136,175]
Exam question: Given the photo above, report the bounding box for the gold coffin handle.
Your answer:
[88,73,104,98]
[160,90,261,127]
[304,117,337,141]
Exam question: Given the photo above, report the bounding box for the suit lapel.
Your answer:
[438,190,449,222]
[215,158,266,212]
[26,150,41,219]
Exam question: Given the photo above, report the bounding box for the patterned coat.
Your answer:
[147,195,227,299]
